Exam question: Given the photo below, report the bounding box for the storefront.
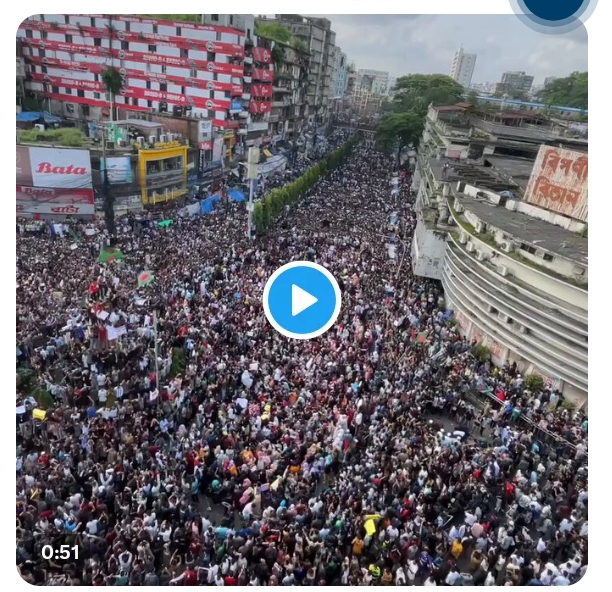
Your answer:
[138,142,188,205]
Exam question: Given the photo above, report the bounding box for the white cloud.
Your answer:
[314,15,587,84]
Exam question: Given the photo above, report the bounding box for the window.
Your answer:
[94,37,102,46]
[161,65,166,74]
[146,81,151,89]
[132,97,138,106]
[229,15,234,25]
[160,83,167,92]
[148,45,156,53]
[25,28,33,38]
[51,85,59,93]
[153,24,157,34]
[41,65,47,74]
[207,52,215,61]
[121,41,129,50]
[65,34,72,43]
[65,88,72,95]
[211,15,219,21]
[94,92,101,99]
[520,243,537,255]
[147,100,153,108]
[77,89,84,98]
[543,253,554,262]
[190,67,197,78]
[176,27,180,36]
[180,48,188,59]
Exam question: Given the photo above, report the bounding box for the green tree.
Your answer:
[466,89,480,106]
[102,66,123,120]
[392,74,464,116]
[536,72,588,110]
[255,21,293,44]
[376,112,423,164]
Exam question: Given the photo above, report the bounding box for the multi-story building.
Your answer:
[16,39,26,113]
[350,87,385,118]
[411,106,588,406]
[263,15,337,128]
[356,68,389,94]
[543,76,557,88]
[450,47,476,88]
[494,71,534,96]
[334,49,347,100]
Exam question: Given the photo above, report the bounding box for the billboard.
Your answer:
[101,157,133,185]
[19,147,93,189]
[16,186,95,216]
[523,145,588,222]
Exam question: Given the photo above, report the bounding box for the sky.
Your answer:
[312,15,588,84]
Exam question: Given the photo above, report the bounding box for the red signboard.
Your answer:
[28,66,243,95]
[21,38,244,76]
[252,47,272,64]
[249,100,272,114]
[17,202,95,216]
[523,145,588,222]
[251,84,273,98]
[251,67,272,82]
[17,186,94,205]
[20,21,244,57]
[199,141,214,150]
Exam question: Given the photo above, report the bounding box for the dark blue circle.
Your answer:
[522,0,586,21]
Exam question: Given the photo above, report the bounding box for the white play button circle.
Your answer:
[291,284,318,316]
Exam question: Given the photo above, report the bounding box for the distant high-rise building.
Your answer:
[356,69,390,94]
[495,71,534,96]
[544,76,558,88]
[450,47,477,88]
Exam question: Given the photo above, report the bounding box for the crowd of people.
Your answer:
[16,131,587,586]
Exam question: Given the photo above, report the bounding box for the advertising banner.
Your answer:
[16,146,33,186]
[230,100,243,111]
[17,185,94,205]
[523,145,588,222]
[249,100,272,114]
[198,120,213,143]
[251,84,273,99]
[251,67,272,82]
[252,47,272,64]
[212,138,224,162]
[28,65,242,95]
[101,157,133,184]
[20,147,93,189]
[17,202,95,216]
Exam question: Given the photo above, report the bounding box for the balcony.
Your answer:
[243,76,252,84]
[268,114,280,123]
[242,93,251,101]
[243,56,253,65]
[272,99,291,108]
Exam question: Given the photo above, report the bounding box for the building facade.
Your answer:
[494,71,534,96]
[356,68,389,94]
[411,112,588,405]
[450,47,476,88]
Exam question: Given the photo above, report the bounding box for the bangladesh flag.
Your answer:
[98,247,124,263]
[137,270,155,287]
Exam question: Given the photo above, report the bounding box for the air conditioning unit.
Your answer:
[498,312,511,324]
[34,123,45,132]
[476,250,487,262]
[465,242,476,253]
[149,135,156,144]
[159,134,168,143]
[497,265,509,277]
[500,241,514,254]
[105,141,115,150]
[136,136,145,146]
[454,197,464,213]
[459,231,468,244]
[475,220,487,233]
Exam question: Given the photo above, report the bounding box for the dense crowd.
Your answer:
[16,132,587,586]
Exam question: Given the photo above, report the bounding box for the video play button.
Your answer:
[263,261,342,340]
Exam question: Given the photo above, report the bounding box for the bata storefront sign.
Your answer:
[18,147,93,189]
[17,202,95,216]
[17,186,94,205]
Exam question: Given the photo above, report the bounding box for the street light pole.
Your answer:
[100,126,116,236]
[246,146,259,240]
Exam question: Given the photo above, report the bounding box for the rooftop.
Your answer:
[483,156,535,190]
[455,193,588,266]
[428,156,524,194]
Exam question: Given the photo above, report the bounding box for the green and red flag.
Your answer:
[98,247,124,263]
[137,270,155,287]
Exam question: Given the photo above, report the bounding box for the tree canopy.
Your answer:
[392,74,465,116]
[536,72,587,110]
[376,112,424,160]
[102,67,123,95]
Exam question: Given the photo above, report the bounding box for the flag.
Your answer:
[138,271,155,287]
[98,247,124,263]
[157,219,173,228]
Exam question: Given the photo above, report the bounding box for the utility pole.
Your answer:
[152,310,160,390]
[100,125,116,236]
[246,146,259,240]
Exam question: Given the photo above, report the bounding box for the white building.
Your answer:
[356,69,389,95]
[411,136,588,407]
[450,47,477,88]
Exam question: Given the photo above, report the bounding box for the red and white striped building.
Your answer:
[17,14,274,131]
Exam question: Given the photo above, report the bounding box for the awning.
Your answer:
[263,149,273,158]
[16,110,61,124]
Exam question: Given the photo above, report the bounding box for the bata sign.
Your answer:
[27,147,93,189]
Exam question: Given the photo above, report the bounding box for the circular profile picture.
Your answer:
[509,0,597,34]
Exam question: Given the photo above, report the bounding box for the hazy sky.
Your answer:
[313,15,588,84]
